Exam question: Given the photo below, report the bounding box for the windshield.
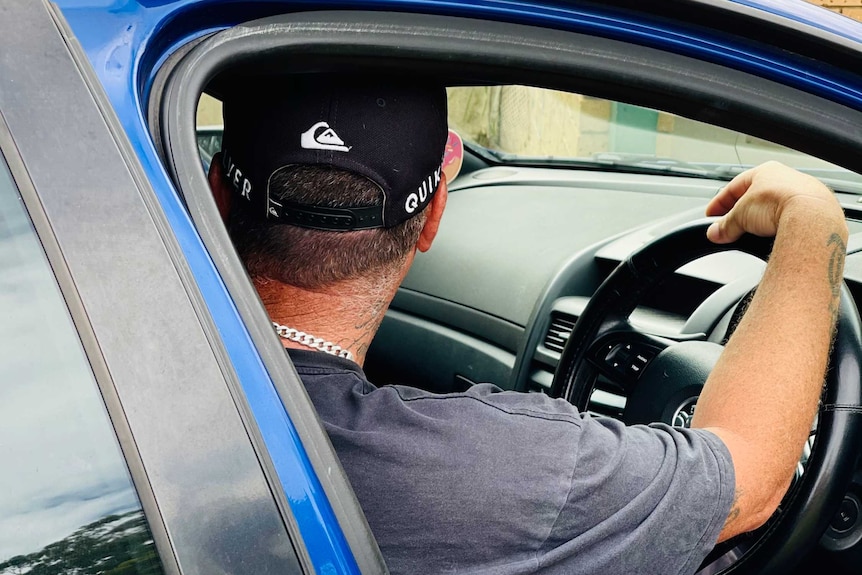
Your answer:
[447,86,862,191]
[197,86,862,192]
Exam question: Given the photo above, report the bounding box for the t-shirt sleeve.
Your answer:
[538,414,735,575]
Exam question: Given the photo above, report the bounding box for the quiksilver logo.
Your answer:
[223,153,252,200]
[301,121,351,152]
[404,167,442,214]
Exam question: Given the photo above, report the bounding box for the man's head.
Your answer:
[209,76,449,290]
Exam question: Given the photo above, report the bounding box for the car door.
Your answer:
[0,2,324,573]
[41,1,862,574]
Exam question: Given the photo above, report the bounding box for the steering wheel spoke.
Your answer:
[588,329,668,394]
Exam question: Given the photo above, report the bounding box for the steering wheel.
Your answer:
[550,219,862,574]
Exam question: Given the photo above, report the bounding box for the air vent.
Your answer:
[544,313,577,354]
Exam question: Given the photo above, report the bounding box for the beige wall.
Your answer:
[447,87,613,157]
[197,93,222,127]
[809,0,862,21]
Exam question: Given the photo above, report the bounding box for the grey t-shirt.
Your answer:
[289,349,735,575]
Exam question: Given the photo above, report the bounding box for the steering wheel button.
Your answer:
[604,343,630,364]
[627,360,649,379]
[613,362,628,375]
[830,496,859,534]
[604,343,620,360]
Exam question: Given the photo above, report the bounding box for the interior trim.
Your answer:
[392,288,524,353]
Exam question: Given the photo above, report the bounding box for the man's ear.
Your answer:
[208,152,232,223]
[416,175,448,253]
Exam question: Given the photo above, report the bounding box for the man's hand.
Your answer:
[691,161,848,541]
[705,160,845,244]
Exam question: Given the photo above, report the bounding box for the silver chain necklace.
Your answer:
[272,322,354,361]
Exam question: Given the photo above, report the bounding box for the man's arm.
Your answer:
[690,161,849,541]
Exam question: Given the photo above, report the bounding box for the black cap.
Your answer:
[221,77,448,231]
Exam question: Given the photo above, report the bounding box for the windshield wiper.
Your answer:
[484,150,731,180]
[589,153,731,179]
[466,145,862,193]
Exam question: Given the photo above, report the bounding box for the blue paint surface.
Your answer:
[52,0,862,572]
[728,0,862,43]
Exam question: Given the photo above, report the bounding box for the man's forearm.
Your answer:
[692,201,848,539]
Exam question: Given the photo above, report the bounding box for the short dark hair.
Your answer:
[228,165,428,290]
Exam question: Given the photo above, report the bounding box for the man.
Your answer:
[208,76,848,574]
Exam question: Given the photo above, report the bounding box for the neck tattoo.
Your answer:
[272,322,354,361]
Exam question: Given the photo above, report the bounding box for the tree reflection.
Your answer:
[0,510,162,575]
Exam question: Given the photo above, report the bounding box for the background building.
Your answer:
[812,0,862,20]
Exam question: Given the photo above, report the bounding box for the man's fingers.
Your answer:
[707,214,745,244]
[706,162,842,245]
[706,168,757,216]
[706,191,735,217]
[705,167,762,243]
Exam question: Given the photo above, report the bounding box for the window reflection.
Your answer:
[0,152,164,574]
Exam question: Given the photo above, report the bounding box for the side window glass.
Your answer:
[0,152,165,574]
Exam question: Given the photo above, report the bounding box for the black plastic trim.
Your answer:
[370,309,516,393]
[571,0,862,73]
[0,107,181,575]
[391,288,524,353]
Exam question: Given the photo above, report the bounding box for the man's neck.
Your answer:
[255,273,401,366]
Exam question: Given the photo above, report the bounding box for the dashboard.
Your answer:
[365,164,862,571]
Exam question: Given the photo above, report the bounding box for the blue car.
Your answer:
[3,1,862,573]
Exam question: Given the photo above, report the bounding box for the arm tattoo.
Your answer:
[827,233,847,326]
[724,489,742,528]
